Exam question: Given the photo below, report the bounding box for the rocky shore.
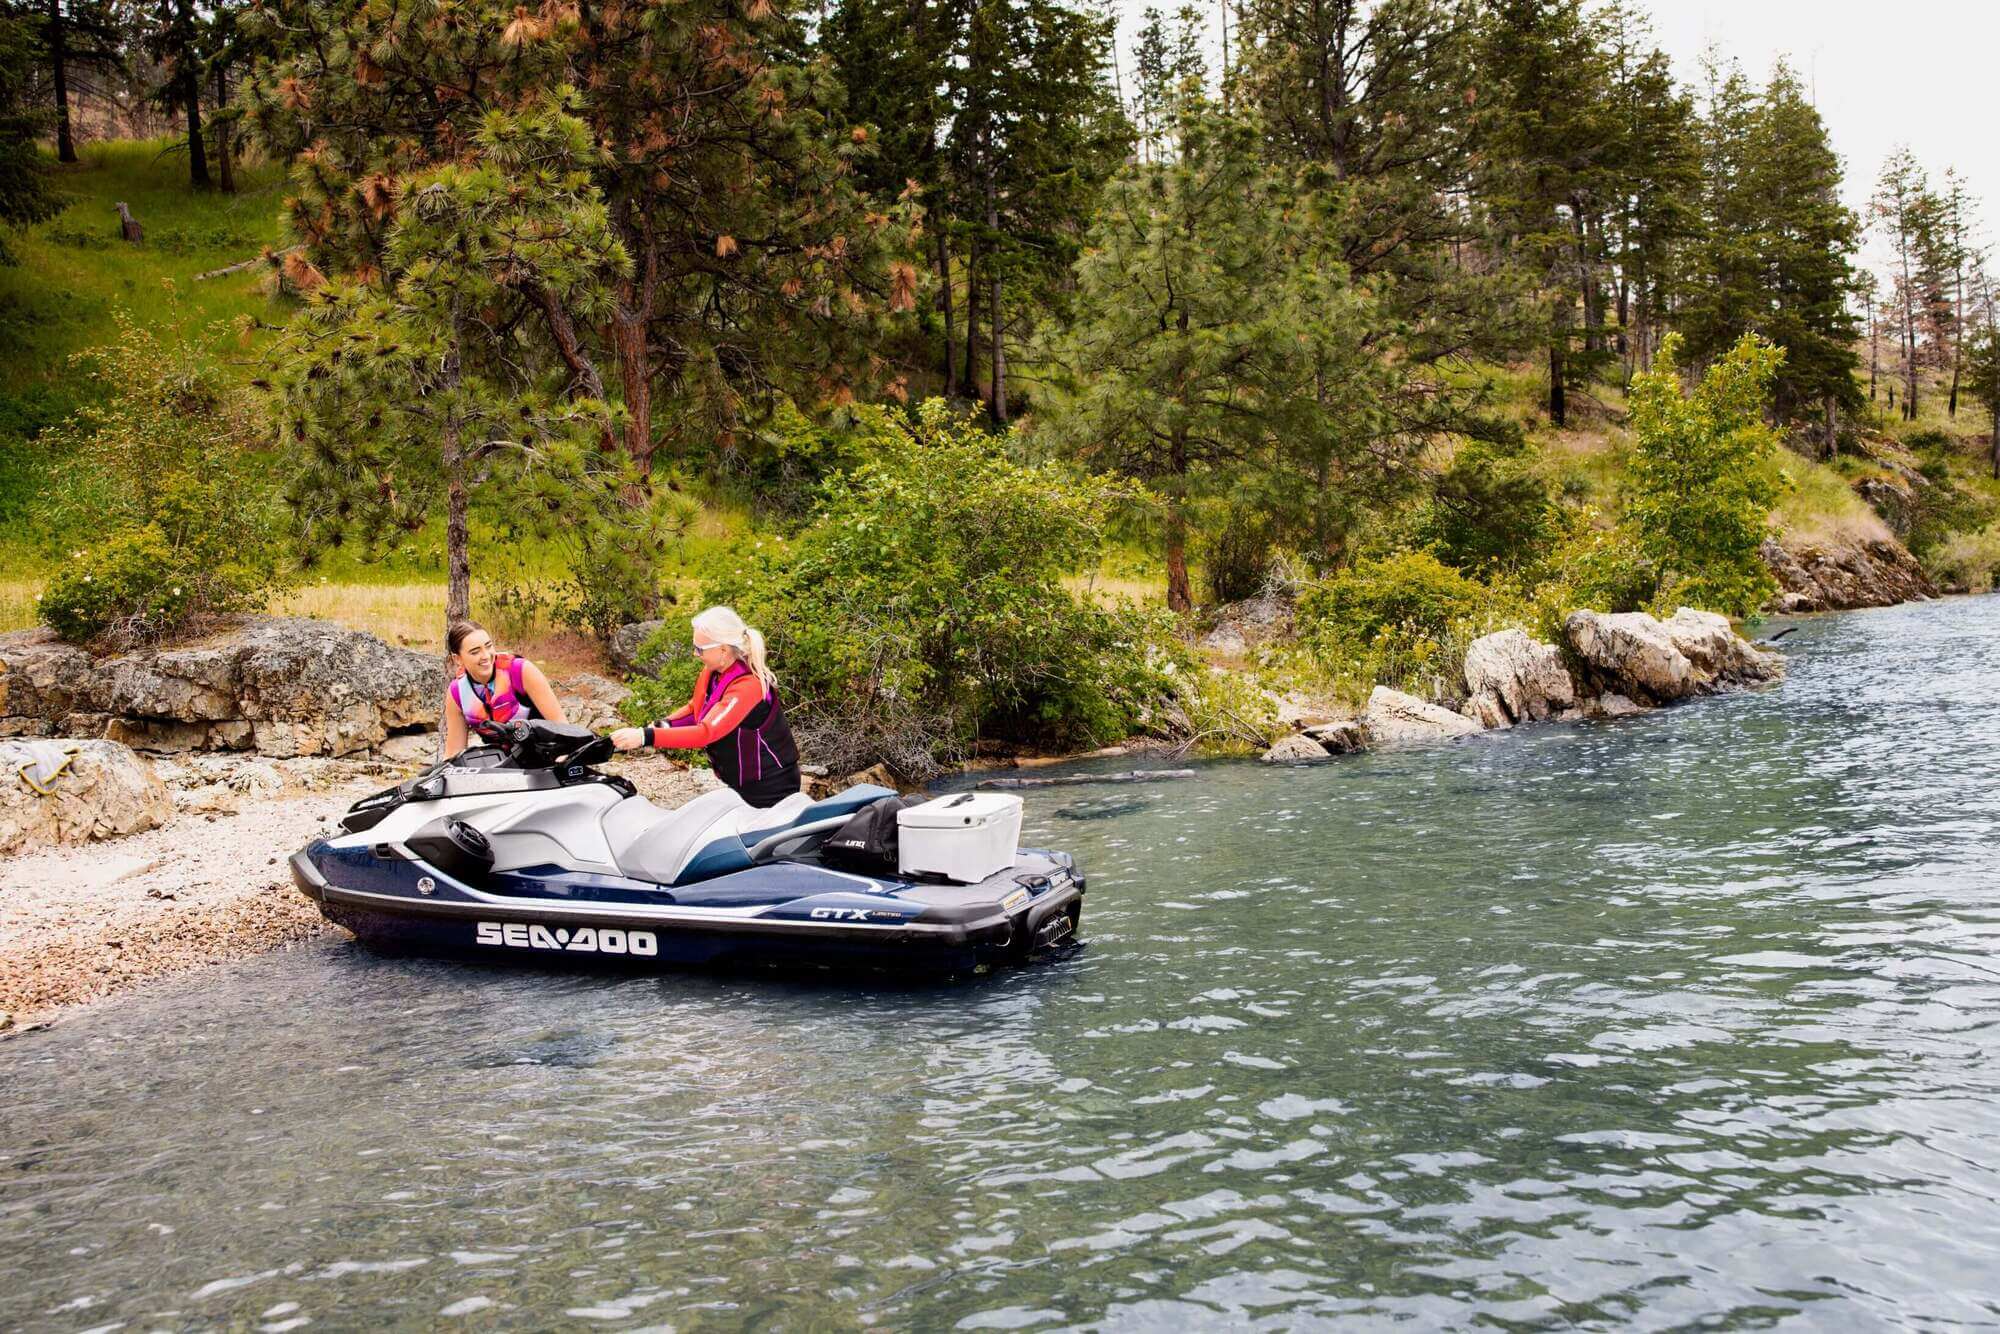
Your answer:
[1256,606,1784,763]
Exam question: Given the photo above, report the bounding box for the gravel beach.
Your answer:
[0,752,720,1029]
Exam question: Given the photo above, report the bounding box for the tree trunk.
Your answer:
[1165,432,1192,613]
[962,232,980,402]
[176,0,211,191]
[937,224,957,399]
[1548,302,1568,429]
[612,304,652,467]
[1164,502,1191,614]
[1867,293,1878,401]
[49,0,76,163]
[1822,396,1837,461]
[445,456,471,623]
[212,65,234,194]
[986,173,1005,425]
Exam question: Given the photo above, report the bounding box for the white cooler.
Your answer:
[897,792,1025,884]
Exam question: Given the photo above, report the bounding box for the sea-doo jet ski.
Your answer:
[289,719,1084,974]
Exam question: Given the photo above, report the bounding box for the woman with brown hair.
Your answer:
[441,619,568,759]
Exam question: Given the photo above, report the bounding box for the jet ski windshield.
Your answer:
[470,718,612,770]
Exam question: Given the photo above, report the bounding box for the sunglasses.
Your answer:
[690,642,726,655]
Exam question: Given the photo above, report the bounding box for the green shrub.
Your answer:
[38,523,272,644]
[1415,439,1555,573]
[1518,505,1659,640]
[1905,454,1996,559]
[1624,333,1785,616]
[34,314,288,644]
[1925,524,2000,592]
[1297,550,1522,703]
[630,400,1184,777]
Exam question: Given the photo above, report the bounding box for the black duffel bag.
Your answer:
[820,794,925,873]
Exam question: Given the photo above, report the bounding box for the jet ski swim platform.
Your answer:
[290,720,1084,975]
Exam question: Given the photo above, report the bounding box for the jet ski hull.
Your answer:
[290,844,1083,976]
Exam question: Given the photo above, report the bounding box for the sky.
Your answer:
[1109,0,2000,283]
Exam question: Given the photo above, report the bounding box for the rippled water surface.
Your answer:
[8,599,2000,1330]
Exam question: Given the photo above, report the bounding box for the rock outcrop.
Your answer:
[1660,608,1784,688]
[0,739,173,854]
[1562,610,1698,704]
[1760,536,1936,613]
[1461,629,1576,727]
[0,618,440,757]
[1358,686,1483,748]
[608,619,669,677]
[1564,607,1783,706]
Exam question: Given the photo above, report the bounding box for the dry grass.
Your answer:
[1771,454,1892,547]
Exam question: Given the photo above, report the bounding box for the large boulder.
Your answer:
[1260,733,1331,764]
[1564,608,1782,705]
[0,738,173,854]
[1660,608,1784,688]
[1562,610,1697,705]
[1461,629,1577,725]
[1358,686,1482,748]
[0,618,440,757]
[608,619,670,677]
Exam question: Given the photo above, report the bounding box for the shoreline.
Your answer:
[0,755,724,1032]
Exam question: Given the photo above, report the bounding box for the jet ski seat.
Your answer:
[603,784,896,888]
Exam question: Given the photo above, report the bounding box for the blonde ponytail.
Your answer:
[740,626,776,690]
[693,605,777,690]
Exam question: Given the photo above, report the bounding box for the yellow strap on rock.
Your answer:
[16,744,80,797]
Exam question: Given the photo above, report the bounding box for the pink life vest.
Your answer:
[450,654,532,725]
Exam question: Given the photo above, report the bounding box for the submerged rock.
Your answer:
[0,738,173,854]
[1359,686,1482,748]
[1462,629,1576,725]
[1260,733,1331,764]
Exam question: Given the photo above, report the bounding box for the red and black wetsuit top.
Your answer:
[643,662,802,808]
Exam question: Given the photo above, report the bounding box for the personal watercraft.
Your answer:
[289,719,1084,974]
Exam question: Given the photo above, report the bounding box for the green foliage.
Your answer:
[1680,60,1861,421]
[644,400,1180,775]
[267,92,635,623]
[0,12,62,263]
[1036,96,1412,610]
[38,524,272,644]
[1517,505,1659,642]
[1297,550,1521,702]
[1624,332,1785,615]
[1416,439,1555,573]
[1905,452,1996,560]
[34,316,287,644]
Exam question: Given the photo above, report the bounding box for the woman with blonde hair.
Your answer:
[611,606,803,808]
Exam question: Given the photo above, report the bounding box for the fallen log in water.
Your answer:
[978,768,1197,789]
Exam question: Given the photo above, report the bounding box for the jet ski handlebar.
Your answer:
[469,718,616,770]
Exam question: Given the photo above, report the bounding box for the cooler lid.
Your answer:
[897,791,1024,830]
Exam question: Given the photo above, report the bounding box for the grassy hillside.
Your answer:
[6,142,1998,661]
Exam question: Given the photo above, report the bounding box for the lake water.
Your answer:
[6,598,2000,1330]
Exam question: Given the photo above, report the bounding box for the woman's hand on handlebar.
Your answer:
[610,727,646,752]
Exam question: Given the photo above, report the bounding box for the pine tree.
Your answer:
[1602,10,1699,377]
[1034,99,1403,611]
[1872,148,1935,421]
[34,0,122,164]
[243,0,925,471]
[0,5,62,258]
[1473,0,1624,427]
[1680,61,1859,436]
[267,94,632,626]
